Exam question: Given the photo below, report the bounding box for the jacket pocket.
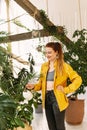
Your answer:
[56,90,68,103]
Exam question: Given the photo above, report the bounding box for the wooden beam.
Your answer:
[14,0,71,44]
[11,53,29,65]
[1,47,29,65]
[14,0,63,33]
[0,29,50,43]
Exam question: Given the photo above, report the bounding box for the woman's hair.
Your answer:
[46,42,64,73]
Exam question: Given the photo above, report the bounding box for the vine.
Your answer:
[39,10,68,44]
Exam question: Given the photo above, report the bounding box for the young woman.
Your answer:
[26,42,82,130]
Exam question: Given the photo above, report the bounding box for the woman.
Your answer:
[26,42,82,130]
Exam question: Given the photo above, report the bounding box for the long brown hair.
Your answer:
[46,42,64,73]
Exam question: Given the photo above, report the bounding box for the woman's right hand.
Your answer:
[25,83,34,90]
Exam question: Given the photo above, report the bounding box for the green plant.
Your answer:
[32,91,42,105]
[0,46,41,130]
[0,93,17,130]
[64,29,87,97]
[0,31,9,42]
[40,10,67,43]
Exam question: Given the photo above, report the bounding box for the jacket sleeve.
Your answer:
[64,63,82,94]
[33,65,43,91]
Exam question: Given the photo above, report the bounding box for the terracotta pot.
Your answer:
[14,123,32,130]
[65,98,84,125]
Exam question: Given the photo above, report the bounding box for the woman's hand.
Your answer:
[57,85,64,93]
[25,83,34,90]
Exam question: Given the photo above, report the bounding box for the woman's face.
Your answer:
[45,47,58,62]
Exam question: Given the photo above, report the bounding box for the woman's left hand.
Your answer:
[57,85,64,93]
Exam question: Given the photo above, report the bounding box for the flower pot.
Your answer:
[14,123,32,130]
[35,103,43,113]
[65,98,84,125]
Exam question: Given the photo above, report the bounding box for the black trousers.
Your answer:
[45,90,65,130]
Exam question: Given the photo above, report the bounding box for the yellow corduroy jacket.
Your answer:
[34,60,82,111]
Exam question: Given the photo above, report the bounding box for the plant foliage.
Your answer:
[0,46,41,130]
[64,29,87,96]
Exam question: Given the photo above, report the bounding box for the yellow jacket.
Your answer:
[34,60,82,111]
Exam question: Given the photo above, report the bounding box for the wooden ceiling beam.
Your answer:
[0,29,50,43]
[14,0,71,44]
[14,0,63,33]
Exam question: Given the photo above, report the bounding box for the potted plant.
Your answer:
[0,45,41,130]
[64,29,87,124]
[34,91,42,113]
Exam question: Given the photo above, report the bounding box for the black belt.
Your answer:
[46,90,54,94]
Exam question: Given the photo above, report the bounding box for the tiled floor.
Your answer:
[32,98,87,130]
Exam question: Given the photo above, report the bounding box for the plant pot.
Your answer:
[65,98,84,125]
[14,123,32,130]
[35,103,43,113]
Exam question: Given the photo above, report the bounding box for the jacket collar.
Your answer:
[44,59,58,67]
[43,60,58,72]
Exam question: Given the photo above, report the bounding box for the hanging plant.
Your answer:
[39,10,68,43]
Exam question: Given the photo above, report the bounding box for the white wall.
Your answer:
[1,0,87,38]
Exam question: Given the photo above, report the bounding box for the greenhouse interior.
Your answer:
[0,0,87,130]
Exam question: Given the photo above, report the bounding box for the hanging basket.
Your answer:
[65,98,84,125]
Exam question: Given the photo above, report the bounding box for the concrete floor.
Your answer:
[32,98,87,130]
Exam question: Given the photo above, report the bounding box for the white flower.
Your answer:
[23,90,33,101]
